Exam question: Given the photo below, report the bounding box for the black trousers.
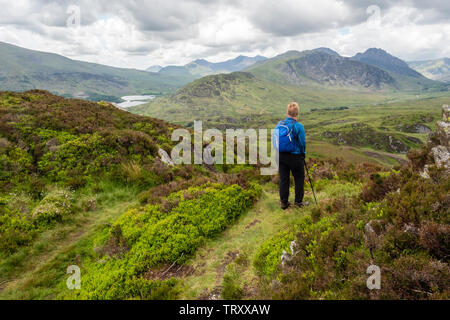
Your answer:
[278,153,305,204]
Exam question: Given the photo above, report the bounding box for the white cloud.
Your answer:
[0,0,448,69]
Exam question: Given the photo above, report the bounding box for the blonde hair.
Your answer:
[287,102,299,117]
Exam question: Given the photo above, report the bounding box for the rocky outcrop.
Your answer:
[443,104,450,122]
[422,105,450,177]
[398,123,432,134]
[388,135,409,153]
[436,109,450,147]
[281,240,298,269]
[158,148,174,166]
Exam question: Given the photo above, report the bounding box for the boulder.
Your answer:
[158,148,174,166]
[398,123,431,134]
[436,121,449,147]
[420,165,431,179]
[388,136,409,153]
[281,250,291,268]
[431,146,450,170]
[443,104,449,122]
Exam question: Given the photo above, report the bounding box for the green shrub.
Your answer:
[32,188,74,228]
[0,203,35,253]
[71,183,261,299]
[222,264,243,300]
[253,230,294,277]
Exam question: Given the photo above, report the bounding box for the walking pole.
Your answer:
[304,159,318,205]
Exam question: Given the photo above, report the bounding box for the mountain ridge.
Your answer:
[351,48,424,78]
[156,55,267,80]
[245,48,445,91]
[408,58,450,82]
[0,41,186,101]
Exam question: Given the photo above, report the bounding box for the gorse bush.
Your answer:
[70,183,261,300]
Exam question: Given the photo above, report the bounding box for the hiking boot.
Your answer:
[280,201,291,210]
[294,201,310,208]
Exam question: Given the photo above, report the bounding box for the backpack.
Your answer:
[273,119,296,153]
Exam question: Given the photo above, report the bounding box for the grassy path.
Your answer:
[180,184,314,299]
[0,179,361,300]
[0,186,139,299]
[179,178,363,300]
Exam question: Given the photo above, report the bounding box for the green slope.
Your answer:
[0,42,187,101]
[0,91,448,300]
[245,49,447,92]
[408,58,450,83]
[129,71,414,128]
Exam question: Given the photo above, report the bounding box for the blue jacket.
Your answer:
[282,117,306,155]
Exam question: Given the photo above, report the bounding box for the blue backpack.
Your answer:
[273,120,296,153]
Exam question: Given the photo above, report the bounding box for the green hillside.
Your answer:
[408,58,450,83]
[0,90,263,299]
[0,42,187,101]
[1,91,448,300]
[130,72,449,165]
[245,49,445,91]
[129,71,416,128]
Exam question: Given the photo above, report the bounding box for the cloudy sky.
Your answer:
[0,0,449,70]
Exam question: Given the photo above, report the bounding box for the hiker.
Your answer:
[273,102,308,210]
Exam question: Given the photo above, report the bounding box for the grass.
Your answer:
[130,77,449,166]
[178,179,363,299]
[0,42,186,101]
[0,182,140,299]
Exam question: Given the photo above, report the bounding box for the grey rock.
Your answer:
[407,136,422,144]
[158,148,174,166]
[281,250,291,268]
[420,165,431,179]
[388,136,409,153]
[443,104,449,122]
[398,123,431,134]
[289,240,298,256]
[431,146,450,170]
[436,121,449,147]
[403,223,418,234]
[365,222,375,235]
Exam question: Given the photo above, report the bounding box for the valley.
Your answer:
[0,42,449,301]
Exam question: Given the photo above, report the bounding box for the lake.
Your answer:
[115,95,156,108]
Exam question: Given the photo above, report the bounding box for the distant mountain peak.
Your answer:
[146,65,163,73]
[312,47,340,56]
[352,48,424,78]
[157,55,267,79]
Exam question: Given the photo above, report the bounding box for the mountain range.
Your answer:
[246,48,442,91]
[1,41,448,104]
[408,58,450,82]
[130,47,448,127]
[0,41,186,101]
[147,55,267,80]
